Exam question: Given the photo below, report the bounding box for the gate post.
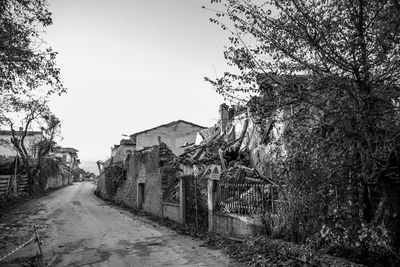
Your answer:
[179,177,186,224]
[207,178,216,232]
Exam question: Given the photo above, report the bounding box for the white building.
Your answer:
[0,129,43,158]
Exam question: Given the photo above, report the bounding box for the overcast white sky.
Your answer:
[44,0,230,162]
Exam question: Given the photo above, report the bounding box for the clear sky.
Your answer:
[44,0,230,163]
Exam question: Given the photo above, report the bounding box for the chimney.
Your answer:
[219,103,229,133]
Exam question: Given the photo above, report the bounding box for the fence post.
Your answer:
[179,177,186,225]
[207,178,216,232]
[12,175,17,196]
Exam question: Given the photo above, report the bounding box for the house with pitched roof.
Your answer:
[130,120,206,156]
[51,147,80,169]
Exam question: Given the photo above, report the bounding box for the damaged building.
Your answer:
[96,102,284,237]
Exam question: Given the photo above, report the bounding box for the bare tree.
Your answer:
[0,95,61,187]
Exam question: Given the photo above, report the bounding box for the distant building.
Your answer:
[130,120,206,156]
[51,147,80,169]
[0,128,43,158]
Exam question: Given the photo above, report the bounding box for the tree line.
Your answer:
[0,0,65,189]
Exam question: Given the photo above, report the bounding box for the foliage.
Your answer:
[33,157,60,192]
[0,0,65,96]
[0,0,64,181]
[206,0,400,263]
[104,163,126,197]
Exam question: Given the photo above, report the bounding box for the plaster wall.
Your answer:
[211,212,253,237]
[162,202,181,223]
[0,133,43,158]
[135,122,204,155]
[140,170,162,216]
[45,174,73,191]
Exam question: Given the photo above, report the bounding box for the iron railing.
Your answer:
[216,182,278,215]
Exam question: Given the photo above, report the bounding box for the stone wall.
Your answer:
[96,146,164,217]
[113,175,137,207]
[96,172,109,199]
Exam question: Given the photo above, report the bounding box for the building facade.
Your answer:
[0,129,43,158]
[130,120,206,156]
[51,147,80,169]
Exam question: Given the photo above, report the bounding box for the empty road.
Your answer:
[0,182,234,266]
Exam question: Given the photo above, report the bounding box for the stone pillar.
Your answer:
[207,178,216,232]
[179,177,186,224]
[96,161,103,174]
[219,103,229,133]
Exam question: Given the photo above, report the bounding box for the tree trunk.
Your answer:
[382,181,400,250]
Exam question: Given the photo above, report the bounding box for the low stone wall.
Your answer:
[114,174,137,208]
[162,202,180,223]
[211,212,252,237]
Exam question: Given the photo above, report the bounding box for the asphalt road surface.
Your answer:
[0,182,235,266]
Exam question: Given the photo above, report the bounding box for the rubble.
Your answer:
[161,103,278,213]
[159,142,176,166]
[159,142,180,204]
[174,117,269,184]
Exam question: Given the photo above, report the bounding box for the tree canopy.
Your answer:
[0,0,65,96]
[206,0,400,263]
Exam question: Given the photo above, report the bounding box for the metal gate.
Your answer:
[185,176,208,229]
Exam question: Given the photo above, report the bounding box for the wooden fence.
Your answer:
[0,175,10,196]
[216,182,278,215]
[0,175,29,197]
[18,175,28,193]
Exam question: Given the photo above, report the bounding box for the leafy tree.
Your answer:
[0,0,65,96]
[206,0,400,261]
[0,0,64,191]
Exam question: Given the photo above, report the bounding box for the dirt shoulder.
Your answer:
[96,194,366,267]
